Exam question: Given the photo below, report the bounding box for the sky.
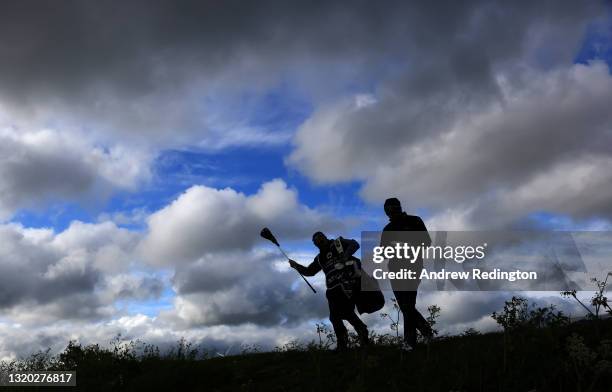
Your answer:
[1,0,612,359]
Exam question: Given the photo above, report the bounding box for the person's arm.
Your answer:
[289,257,322,277]
[340,237,360,257]
[415,216,432,247]
[380,224,391,247]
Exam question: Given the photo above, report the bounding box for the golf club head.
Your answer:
[260,227,280,247]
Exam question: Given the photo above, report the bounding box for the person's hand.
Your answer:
[288,259,298,269]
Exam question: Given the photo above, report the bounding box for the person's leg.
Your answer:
[329,286,370,347]
[342,283,369,345]
[327,289,348,350]
[344,311,369,346]
[394,290,418,347]
[394,289,432,347]
[415,310,433,340]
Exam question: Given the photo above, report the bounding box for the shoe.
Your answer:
[335,335,349,353]
[334,344,348,353]
[356,326,370,347]
[421,326,434,342]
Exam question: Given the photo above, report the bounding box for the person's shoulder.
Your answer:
[404,214,424,222]
[383,214,424,230]
[399,213,426,230]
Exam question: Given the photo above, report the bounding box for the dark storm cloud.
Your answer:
[2,1,597,141]
[0,0,406,94]
[0,0,420,144]
[285,1,610,227]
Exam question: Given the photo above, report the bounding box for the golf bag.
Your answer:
[355,268,385,314]
[328,238,385,315]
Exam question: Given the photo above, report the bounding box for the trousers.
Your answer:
[326,284,368,349]
[392,288,430,347]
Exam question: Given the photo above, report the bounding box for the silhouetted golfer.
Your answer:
[289,232,369,351]
[381,198,433,350]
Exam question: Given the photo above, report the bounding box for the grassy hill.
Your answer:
[1,317,611,391]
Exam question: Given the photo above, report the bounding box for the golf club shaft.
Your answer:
[276,245,317,293]
[277,246,290,260]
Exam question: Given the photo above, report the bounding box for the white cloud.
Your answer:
[0,221,159,324]
[0,289,594,361]
[139,179,343,265]
[0,314,324,361]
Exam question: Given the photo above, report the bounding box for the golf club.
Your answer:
[260,227,317,293]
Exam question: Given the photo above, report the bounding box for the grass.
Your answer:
[1,317,611,391]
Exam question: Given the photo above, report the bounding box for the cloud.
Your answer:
[139,179,344,265]
[366,63,612,218]
[0,0,407,147]
[287,0,602,178]
[0,313,325,361]
[0,178,342,352]
[167,250,328,327]
[0,0,605,225]
[0,221,161,324]
[137,179,343,327]
[0,127,151,220]
[3,1,597,148]
[0,290,592,361]
[102,274,164,302]
[0,223,95,310]
[289,63,612,228]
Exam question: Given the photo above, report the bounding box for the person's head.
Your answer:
[312,231,329,250]
[384,197,403,219]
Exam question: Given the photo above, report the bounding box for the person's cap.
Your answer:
[384,198,401,208]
